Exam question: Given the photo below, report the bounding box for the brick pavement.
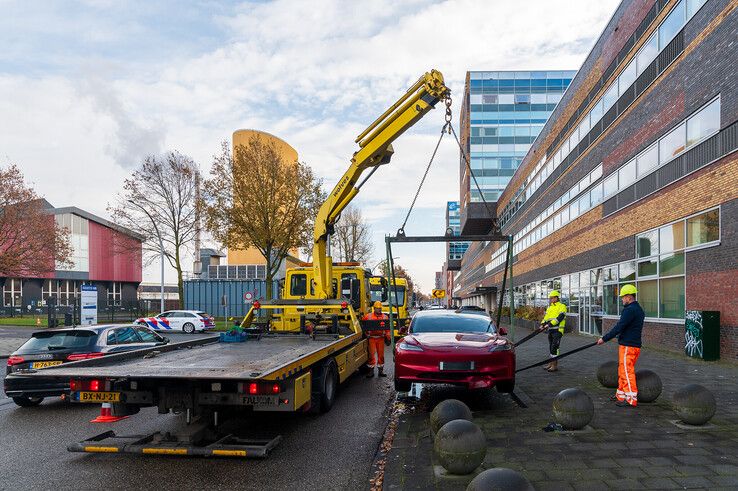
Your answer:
[384,327,738,490]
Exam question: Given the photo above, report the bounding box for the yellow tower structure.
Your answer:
[227,130,302,271]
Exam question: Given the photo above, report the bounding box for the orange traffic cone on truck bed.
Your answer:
[90,402,128,423]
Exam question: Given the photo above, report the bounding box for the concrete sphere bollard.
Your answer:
[434,419,486,475]
[596,361,619,388]
[430,399,473,435]
[635,369,662,403]
[467,468,535,491]
[552,388,594,430]
[672,384,716,425]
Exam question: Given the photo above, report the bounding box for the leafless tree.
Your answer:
[0,165,72,280]
[203,137,325,300]
[108,152,199,307]
[331,205,373,264]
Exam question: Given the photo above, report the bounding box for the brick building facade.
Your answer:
[455,0,738,358]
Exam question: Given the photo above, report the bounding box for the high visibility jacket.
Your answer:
[363,312,390,339]
[542,301,567,333]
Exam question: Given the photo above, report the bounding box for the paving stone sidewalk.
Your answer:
[0,326,37,358]
[384,327,738,490]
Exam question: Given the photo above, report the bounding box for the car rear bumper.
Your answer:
[395,352,515,389]
[4,375,69,398]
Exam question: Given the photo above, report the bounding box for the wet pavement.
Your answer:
[384,327,738,490]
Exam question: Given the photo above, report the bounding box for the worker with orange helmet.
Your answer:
[363,301,390,378]
[597,284,644,407]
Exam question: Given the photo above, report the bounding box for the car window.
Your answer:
[183,312,197,318]
[158,312,171,318]
[16,331,97,353]
[135,328,162,343]
[114,327,140,344]
[411,314,495,334]
[196,312,211,318]
[106,331,117,345]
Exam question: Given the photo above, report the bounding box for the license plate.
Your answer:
[32,361,63,369]
[241,395,278,406]
[78,391,121,403]
[439,361,474,371]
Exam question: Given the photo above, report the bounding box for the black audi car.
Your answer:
[4,324,169,407]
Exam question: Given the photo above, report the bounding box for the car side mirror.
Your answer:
[499,328,508,336]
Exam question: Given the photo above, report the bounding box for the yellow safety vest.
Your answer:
[542,301,567,333]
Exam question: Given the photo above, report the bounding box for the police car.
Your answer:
[136,310,215,334]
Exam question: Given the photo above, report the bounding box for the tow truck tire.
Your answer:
[13,396,44,407]
[310,360,338,414]
[182,322,196,334]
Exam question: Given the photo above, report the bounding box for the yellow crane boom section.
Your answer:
[312,70,450,298]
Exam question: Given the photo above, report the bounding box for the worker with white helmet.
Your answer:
[597,284,645,407]
[539,290,568,372]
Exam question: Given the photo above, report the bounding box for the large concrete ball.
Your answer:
[596,361,619,388]
[434,419,486,475]
[635,369,662,403]
[672,384,716,426]
[430,399,473,435]
[552,388,594,430]
[467,468,535,491]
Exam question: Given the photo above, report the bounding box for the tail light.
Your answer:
[67,353,104,361]
[7,356,25,366]
[70,379,103,391]
[240,382,282,395]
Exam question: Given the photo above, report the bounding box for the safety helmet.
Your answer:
[373,301,383,309]
[548,290,560,298]
[619,284,638,297]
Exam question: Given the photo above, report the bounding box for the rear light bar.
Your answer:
[7,356,25,366]
[238,382,282,395]
[70,379,104,391]
[67,353,105,362]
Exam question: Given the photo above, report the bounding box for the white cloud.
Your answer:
[0,0,620,290]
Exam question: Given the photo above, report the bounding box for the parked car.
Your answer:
[136,310,215,334]
[4,325,169,407]
[455,305,490,316]
[393,310,515,393]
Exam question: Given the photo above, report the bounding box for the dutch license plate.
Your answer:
[32,361,63,369]
[440,361,474,371]
[78,391,121,403]
[241,395,278,407]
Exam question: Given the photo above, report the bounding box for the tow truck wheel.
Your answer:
[182,322,196,334]
[13,396,44,407]
[310,360,338,414]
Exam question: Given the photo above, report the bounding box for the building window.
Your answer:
[687,208,720,247]
[659,123,686,164]
[659,0,685,49]
[108,282,121,306]
[686,98,721,147]
[2,279,22,307]
[636,144,658,177]
[637,279,659,317]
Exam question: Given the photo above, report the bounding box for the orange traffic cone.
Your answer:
[90,402,128,423]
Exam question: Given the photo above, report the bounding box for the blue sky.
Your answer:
[0,0,620,291]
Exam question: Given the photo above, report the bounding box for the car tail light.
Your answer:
[271,383,281,394]
[241,382,282,395]
[70,378,103,391]
[67,352,104,361]
[7,356,25,366]
[248,383,258,395]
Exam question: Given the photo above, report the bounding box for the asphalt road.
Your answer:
[0,340,394,491]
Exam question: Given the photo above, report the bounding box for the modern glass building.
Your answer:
[446,201,468,262]
[460,71,576,204]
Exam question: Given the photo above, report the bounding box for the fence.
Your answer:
[183,279,279,319]
[0,297,162,326]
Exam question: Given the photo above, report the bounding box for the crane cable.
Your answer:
[397,96,499,237]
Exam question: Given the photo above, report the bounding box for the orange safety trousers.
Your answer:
[616,345,640,406]
[367,337,385,368]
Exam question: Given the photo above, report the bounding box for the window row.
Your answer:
[471,124,545,137]
[502,0,708,225]
[470,94,564,105]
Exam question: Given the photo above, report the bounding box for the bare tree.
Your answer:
[0,165,72,279]
[379,261,416,297]
[331,205,373,264]
[203,137,325,300]
[108,152,199,307]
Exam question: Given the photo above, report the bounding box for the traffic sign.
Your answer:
[432,289,446,299]
[243,291,254,302]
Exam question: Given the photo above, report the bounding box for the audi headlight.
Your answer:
[398,342,424,352]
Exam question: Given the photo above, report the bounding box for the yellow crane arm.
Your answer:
[312,69,450,298]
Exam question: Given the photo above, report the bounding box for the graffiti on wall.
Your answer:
[685,310,703,358]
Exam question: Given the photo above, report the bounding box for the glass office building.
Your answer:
[463,71,576,202]
[446,201,468,261]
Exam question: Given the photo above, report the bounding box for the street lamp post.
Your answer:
[128,200,165,313]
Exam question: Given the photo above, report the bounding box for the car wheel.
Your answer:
[496,379,515,394]
[394,378,412,392]
[182,323,195,334]
[13,396,44,407]
[310,360,338,414]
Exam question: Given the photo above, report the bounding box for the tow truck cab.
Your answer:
[369,277,410,337]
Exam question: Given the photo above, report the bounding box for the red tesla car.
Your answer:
[393,310,515,393]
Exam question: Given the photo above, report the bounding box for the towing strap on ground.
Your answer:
[515,341,599,373]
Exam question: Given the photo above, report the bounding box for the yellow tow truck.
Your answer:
[25,69,450,459]
[369,276,410,337]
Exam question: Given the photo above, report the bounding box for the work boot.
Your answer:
[547,360,558,372]
[378,367,387,378]
[366,368,375,378]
